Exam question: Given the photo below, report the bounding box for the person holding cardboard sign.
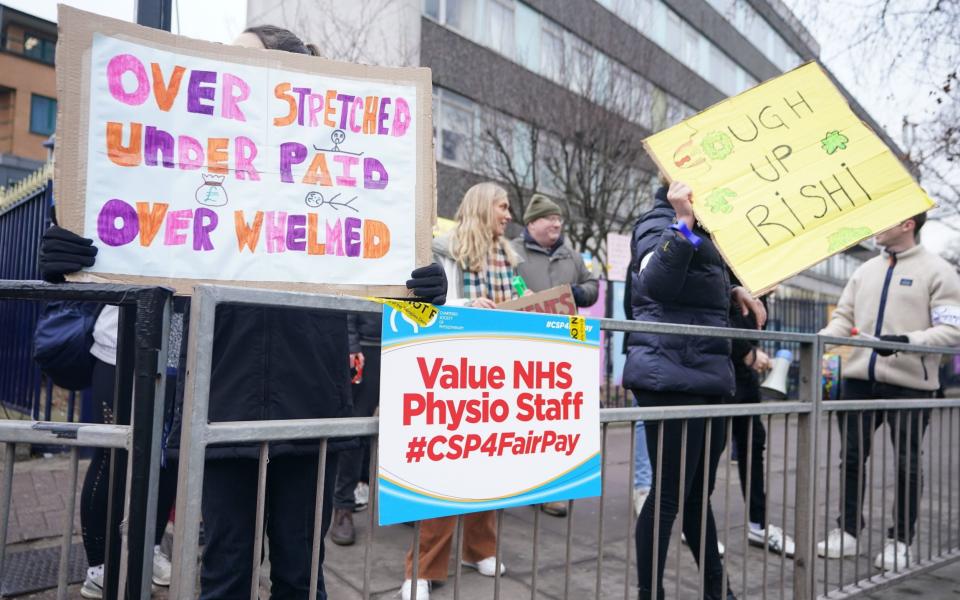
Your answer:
[400,182,517,600]
[509,193,598,518]
[39,24,448,600]
[623,181,766,600]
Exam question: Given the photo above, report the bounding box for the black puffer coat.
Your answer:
[621,186,735,397]
[169,305,353,460]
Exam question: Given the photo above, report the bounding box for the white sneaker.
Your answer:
[633,488,650,517]
[874,539,912,571]
[354,481,370,512]
[680,533,725,557]
[462,556,506,577]
[817,528,859,558]
[152,545,172,586]
[81,565,104,599]
[401,578,430,600]
[748,524,795,557]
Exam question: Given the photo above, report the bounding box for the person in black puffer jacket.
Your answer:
[623,181,765,600]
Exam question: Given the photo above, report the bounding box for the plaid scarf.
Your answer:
[462,244,517,304]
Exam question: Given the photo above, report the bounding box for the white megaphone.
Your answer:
[760,349,793,400]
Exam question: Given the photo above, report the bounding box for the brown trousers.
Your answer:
[404,511,497,581]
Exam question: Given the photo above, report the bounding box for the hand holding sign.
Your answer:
[666,181,695,228]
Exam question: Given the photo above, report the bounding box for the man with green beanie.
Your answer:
[512,193,598,310]
[512,194,599,518]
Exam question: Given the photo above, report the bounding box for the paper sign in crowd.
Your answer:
[55,7,433,295]
[377,305,601,524]
[644,62,935,294]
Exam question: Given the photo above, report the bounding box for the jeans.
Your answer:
[200,453,338,600]
[836,379,930,543]
[634,391,728,600]
[634,418,653,490]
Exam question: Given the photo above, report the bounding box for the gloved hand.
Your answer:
[876,334,909,357]
[571,285,586,307]
[406,263,447,305]
[38,226,98,283]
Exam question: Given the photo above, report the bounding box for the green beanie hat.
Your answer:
[523,193,562,225]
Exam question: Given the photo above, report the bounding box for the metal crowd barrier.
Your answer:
[0,281,171,600]
[169,284,960,600]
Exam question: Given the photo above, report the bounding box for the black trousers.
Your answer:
[80,359,178,566]
[200,452,338,600]
[729,380,767,527]
[836,379,930,543]
[634,391,728,600]
[333,346,380,510]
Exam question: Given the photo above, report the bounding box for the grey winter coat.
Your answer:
[510,232,599,307]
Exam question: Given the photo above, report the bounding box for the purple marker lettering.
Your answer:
[187,70,217,115]
[363,157,389,190]
[378,97,391,135]
[193,208,218,251]
[286,214,307,251]
[97,199,139,246]
[279,142,307,183]
[344,217,361,257]
[144,126,175,168]
[292,87,311,126]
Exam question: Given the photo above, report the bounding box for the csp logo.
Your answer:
[389,304,439,334]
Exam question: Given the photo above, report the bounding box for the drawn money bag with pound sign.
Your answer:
[195,173,228,207]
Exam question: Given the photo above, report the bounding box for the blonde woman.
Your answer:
[401,182,517,600]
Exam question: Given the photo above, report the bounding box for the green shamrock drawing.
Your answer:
[701,131,734,160]
[704,188,736,214]
[827,226,871,252]
[821,130,849,155]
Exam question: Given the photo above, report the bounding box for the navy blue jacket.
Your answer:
[622,187,735,397]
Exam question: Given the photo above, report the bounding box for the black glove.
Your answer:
[571,285,586,307]
[876,334,909,357]
[38,226,98,283]
[406,263,447,306]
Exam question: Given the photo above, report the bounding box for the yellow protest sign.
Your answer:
[643,62,935,294]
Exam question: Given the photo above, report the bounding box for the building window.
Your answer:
[435,88,476,168]
[485,0,515,58]
[30,94,56,136]
[23,32,55,64]
[540,23,564,83]
[424,0,440,19]
[446,0,477,38]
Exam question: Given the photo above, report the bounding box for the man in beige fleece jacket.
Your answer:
[816,211,960,570]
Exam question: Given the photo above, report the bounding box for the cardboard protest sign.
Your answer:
[55,6,433,296]
[643,62,934,294]
[496,285,577,315]
[377,305,601,524]
[606,232,632,282]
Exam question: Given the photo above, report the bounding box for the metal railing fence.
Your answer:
[168,284,960,600]
[0,281,171,600]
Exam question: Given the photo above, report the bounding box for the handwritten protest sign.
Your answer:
[643,62,934,294]
[606,232,632,282]
[377,305,601,524]
[497,285,577,315]
[55,6,433,296]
